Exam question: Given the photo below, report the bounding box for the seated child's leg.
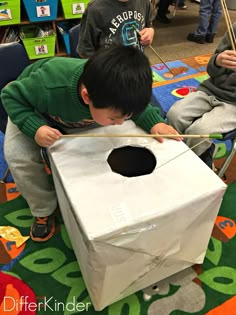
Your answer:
[4,120,57,242]
[183,99,236,168]
[184,121,214,157]
[199,144,216,168]
[167,91,212,134]
[167,92,236,169]
[181,112,217,169]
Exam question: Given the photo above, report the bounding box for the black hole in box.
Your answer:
[107,146,156,177]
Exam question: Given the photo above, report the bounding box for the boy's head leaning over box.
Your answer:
[80,45,153,117]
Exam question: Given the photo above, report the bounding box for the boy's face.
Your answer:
[80,85,131,126]
[89,103,132,126]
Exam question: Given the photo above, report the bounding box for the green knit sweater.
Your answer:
[1,57,165,138]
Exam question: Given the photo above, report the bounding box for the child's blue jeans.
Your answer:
[195,0,222,36]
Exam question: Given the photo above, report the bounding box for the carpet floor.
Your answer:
[0,183,235,314]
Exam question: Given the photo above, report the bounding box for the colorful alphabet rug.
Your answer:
[151,53,211,115]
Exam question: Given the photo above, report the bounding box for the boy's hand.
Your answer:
[150,122,183,143]
[35,125,62,147]
[216,50,236,69]
[139,27,154,46]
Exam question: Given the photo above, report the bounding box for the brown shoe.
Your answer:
[30,213,56,242]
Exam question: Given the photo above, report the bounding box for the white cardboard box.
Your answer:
[48,121,226,310]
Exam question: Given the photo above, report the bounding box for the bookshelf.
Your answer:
[0,0,86,59]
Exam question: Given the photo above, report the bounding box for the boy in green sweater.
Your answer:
[2,45,181,242]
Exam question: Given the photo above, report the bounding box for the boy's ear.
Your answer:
[80,86,91,104]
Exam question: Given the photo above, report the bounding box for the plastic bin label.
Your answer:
[36,5,51,17]
[72,3,85,15]
[35,44,48,55]
[0,8,12,20]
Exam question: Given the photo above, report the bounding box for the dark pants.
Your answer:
[172,0,186,6]
[199,143,215,169]
[158,0,172,17]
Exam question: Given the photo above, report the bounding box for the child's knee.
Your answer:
[167,102,183,123]
[187,122,209,135]
[4,145,17,168]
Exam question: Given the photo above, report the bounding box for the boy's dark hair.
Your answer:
[80,45,153,116]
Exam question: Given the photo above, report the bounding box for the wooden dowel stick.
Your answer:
[61,133,223,139]
[221,0,236,50]
[132,25,175,76]
[149,45,175,76]
[222,0,236,46]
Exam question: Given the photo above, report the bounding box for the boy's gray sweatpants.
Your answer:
[4,119,57,217]
[167,91,236,156]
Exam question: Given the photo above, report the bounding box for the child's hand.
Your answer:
[139,27,154,46]
[150,122,183,143]
[35,125,62,147]
[216,50,236,69]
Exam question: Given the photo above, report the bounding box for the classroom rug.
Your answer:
[151,53,211,115]
[0,55,236,315]
[0,183,236,314]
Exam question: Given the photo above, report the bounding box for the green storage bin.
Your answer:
[0,0,20,26]
[61,0,90,19]
[20,25,56,60]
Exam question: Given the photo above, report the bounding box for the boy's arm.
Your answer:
[132,103,166,133]
[207,24,236,77]
[1,75,48,139]
[132,104,182,142]
[76,4,102,58]
[138,1,155,46]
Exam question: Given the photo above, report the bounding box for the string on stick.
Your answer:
[155,139,207,170]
